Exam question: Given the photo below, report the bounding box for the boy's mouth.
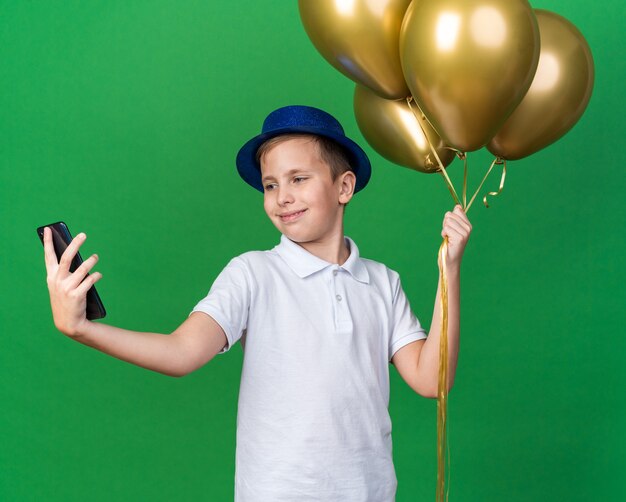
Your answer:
[279,209,307,222]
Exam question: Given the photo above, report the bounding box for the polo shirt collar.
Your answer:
[274,234,370,284]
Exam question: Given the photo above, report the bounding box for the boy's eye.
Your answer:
[264,177,306,191]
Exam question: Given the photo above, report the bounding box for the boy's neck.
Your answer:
[293,231,350,266]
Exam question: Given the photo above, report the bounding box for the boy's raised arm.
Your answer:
[414,268,460,396]
[72,313,227,377]
[414,205,471,396]
[42,226,227,377]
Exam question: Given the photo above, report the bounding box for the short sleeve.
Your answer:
[189,256,251,354]
[388,272,428,361]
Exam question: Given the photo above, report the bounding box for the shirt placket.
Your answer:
[331,266,353,331]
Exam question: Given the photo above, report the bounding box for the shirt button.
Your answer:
[333,270,338,276]
[336,294,342,302]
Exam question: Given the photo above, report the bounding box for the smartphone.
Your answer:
[36,221,107,320]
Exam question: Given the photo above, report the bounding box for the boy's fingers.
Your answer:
[449,216,471,236]
[445,211,472,234]
[58,232,86,274]
[75,271,102,298]
[43,227,59,272]
[444,218,468,237]
[452,204,465,217]
[67,254,99,290]
[453,205,472,225]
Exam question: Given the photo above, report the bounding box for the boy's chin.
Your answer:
[277,227,311,243]
[278,228,301,241]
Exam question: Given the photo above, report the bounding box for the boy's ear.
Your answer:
[338,170,356,205]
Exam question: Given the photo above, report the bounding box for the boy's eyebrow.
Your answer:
[262,168,309,183]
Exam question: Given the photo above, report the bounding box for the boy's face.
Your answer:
[260,137,355,245]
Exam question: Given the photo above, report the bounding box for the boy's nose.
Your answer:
[277,186,295,205]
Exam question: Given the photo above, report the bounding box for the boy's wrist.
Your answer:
[440,260,461,276]
[73,318,94,341]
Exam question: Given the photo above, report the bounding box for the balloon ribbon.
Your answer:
[405,99,507,502]
[406,96,455,502]
[466,158,507,211]
[482,160,507,208]
[406,97,461,207]
[406,95,507,215]
[437,236,450,502]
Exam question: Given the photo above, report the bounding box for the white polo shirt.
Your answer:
[190,234,427,501]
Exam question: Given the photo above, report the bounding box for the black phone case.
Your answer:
[36,221,107,320]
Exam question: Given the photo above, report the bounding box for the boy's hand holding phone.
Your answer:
[43,227,103,338]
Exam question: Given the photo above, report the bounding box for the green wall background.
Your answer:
[1,1,623,500]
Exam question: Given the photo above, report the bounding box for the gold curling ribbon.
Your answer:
[466,157,507,211]
[437,236,450,502]
[483,159,507,208]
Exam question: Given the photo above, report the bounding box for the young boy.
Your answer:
[43,105,472,501]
